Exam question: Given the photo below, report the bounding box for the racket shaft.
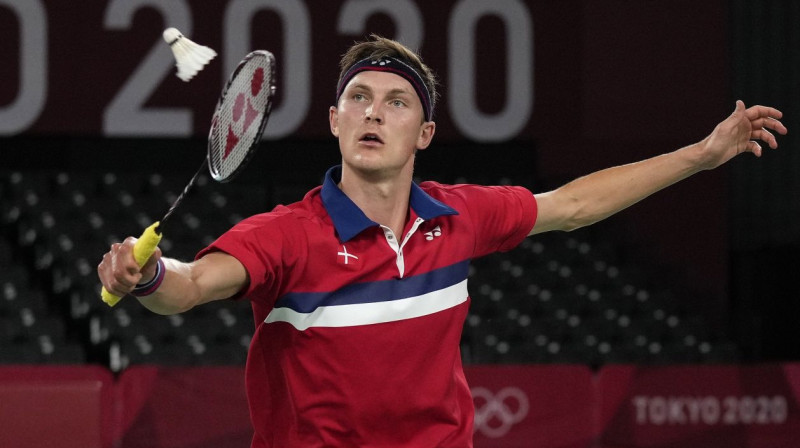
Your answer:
[101,222,163,306]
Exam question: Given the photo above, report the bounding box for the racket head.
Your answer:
[207,50,277,182]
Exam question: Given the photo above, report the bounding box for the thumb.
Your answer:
[747,140,763,157]
[139,246,163,283]
[733,100,746,116]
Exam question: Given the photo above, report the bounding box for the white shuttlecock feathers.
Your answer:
[163,27,217,82]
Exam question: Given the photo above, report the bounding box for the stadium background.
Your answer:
[1,0,798,446]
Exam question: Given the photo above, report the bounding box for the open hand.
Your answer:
[699,100,787,170]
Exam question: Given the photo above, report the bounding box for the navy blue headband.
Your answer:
[335,56,433,122]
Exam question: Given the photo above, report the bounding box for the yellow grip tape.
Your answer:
[100,222,163,307]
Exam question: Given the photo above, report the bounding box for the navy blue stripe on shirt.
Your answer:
[274,260,470,314]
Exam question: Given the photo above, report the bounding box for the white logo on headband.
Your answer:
[371,59,392,66]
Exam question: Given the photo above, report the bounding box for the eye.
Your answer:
[391,99,406,107]
[353,93,367,102]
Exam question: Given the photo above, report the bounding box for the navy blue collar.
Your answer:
[321,165,459,242]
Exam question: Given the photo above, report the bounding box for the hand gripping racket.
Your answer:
[101,50,277,306]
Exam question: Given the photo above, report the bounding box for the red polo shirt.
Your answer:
[198,165,537,447]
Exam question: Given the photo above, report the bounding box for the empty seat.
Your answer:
[37,337,87,364]
[113,338,195,369]
[0,343,41,364]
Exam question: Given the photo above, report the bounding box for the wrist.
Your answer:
[692,136,728,171]
[677,141,710,172]
[131,259,166,297]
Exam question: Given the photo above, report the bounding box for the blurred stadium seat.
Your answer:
[1,169,739,371]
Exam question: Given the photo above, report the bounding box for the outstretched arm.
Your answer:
[530,101,787,235]
[98,238,248,315]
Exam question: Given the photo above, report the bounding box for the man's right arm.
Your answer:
[98,237,248,315]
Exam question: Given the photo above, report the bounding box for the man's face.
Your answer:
[330,71,435,178]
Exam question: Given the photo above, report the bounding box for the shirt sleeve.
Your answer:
[444,184,537,259]
[195,206,304,307]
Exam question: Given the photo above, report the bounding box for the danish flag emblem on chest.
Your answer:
[337,245,359,265]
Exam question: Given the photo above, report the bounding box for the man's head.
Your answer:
[330,35,438,179]
[336,35,438,122]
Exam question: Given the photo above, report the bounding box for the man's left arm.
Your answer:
[530,101,787,235]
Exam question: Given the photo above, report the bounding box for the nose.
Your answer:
[365,104,383,124]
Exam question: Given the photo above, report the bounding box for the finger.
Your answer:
[750,115,786,128]
[98,254,134,297]
[732,100,746,119]
[139,247,163,282]
[107,282,132,299]
[110,244,142,284]
[114,240,142,275]
[757,117,788,135]
[105,276,132,298]
[747,140,762,157]
[97,254,113,290]
[110,262,139,290]
[745,104,784,121]
[142,246,163,268]
[751,127,777,149]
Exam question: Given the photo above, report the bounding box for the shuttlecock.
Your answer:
[162,27,217,82]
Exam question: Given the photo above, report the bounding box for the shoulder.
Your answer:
[234,186,325,229]
[205,189,327,258]
[417,181,473,201]
[418,181,533,207]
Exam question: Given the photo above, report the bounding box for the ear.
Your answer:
[329,106,339,137]
[416,121,436,150]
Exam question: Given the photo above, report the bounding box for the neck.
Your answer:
[339,163,414,237]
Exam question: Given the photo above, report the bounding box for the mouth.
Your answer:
[359,133,384,145]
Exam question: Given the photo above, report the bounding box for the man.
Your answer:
[98,35,786,447]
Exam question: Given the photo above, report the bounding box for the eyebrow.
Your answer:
[348,83,414,98]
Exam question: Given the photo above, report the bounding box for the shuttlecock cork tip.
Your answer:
[163,27,182,45]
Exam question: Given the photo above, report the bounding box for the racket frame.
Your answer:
[101,49,277,306]
[207,50,277,183]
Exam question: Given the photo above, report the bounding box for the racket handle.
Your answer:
[101,222,163,307]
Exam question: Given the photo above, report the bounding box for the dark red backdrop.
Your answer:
[1,0,731,313]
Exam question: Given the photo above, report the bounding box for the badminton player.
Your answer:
[98,35,786,447]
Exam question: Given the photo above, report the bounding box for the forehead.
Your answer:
[343,70,416,96]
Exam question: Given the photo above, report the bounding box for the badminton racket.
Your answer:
[101,50,277,306]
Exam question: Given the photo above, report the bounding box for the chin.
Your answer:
[348,159,385,175]
[346,151,383,168]
[341,148,414,177]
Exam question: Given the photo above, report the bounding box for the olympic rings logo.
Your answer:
[472,386,530,438]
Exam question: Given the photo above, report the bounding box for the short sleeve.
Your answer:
[195,207,304,307]
[441,184,537,258]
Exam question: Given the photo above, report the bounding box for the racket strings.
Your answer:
[209,56,276,181]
